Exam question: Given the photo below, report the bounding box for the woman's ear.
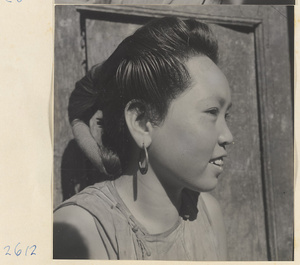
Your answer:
[124,100,153,148]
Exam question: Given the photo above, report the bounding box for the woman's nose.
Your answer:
[218,121,233,147]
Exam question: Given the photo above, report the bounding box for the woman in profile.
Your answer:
[54,16,233,260]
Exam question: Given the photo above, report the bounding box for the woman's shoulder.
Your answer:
[53,205,109,259]
[57,181,117,210]
[53,181,120,259]
[200,192,227,260]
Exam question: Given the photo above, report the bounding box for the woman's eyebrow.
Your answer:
[216,96,233,110]
[216,97,232,108]
[218,97,225,107]
[195,95,231,110]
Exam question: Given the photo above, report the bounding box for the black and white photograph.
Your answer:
[53,4,294,261]
[55,0,296,5]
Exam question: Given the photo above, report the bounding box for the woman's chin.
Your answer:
[186,178,219,193]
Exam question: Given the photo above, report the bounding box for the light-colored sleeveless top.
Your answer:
[55,181,220,260]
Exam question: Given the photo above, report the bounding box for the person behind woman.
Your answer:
[54,16,233,260]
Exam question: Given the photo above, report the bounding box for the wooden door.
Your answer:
[54,5,293,261]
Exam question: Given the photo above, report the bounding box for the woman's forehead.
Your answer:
[162,55,231,114]
[185,56,229,92]
[186,56,225,80]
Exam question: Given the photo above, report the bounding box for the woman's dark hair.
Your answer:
[69,16,218,177]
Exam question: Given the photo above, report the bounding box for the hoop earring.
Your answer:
[138,143,148,175]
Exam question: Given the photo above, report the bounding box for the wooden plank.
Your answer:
[54,5,87,207]
[254,6,294,260]
[76,5,262,27]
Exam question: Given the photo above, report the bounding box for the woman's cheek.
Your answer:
[179,126,217,160]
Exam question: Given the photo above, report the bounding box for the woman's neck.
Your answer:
[114,169,182,235]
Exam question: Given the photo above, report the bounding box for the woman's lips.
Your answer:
[209,158,224,172]
[209,158,223,166]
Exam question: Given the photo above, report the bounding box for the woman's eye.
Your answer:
[206,108,219,116]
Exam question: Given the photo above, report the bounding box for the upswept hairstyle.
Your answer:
[69,16,219,177]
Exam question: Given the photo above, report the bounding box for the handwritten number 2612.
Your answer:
[5,0,23,3]
[4,243,36,256]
